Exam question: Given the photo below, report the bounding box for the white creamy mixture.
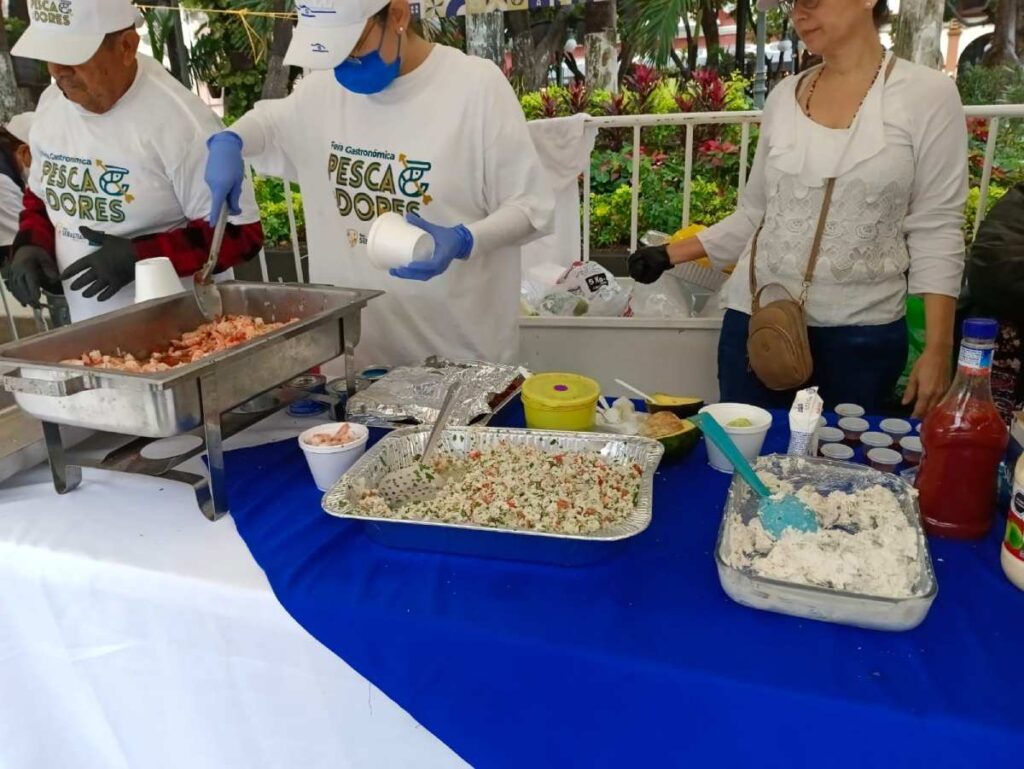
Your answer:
[723,470,923,598]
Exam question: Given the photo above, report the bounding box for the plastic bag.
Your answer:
[547,261,632,317]
[894,296,926,400]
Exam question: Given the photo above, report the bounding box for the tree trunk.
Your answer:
[466,10,504,66]
[585,0,618,93]
[985,0,1018,65]
[682,12,698,76]
[262,0,293,99]
[508,8,574,92]
[0,7,35,119]
[701,1,720,67]
[894,0,945,68]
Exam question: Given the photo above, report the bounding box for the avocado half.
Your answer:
[647,394,706,419]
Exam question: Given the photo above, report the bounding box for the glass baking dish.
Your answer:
[715,454,938,631]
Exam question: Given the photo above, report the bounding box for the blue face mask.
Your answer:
[335,26,401,95]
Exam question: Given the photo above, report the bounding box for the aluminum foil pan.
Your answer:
[322,426,664,565]
[345,357,525,428]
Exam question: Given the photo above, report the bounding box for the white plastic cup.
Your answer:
[835,403,866,419]
[366,212,434,270]
[135,257,184,303]
[698,403,772,474]
[298,422,369,491]
[880,418,913,440]
[820,442,855,462]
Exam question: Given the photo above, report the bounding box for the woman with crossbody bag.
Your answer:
[628,0,968,417]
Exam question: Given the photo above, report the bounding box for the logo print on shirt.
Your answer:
[398,155,432,203]
[97,161,134,202]
[29,0,73,25]
[40,151,132,224]
[311,43,329,53]
[328,142,433,223]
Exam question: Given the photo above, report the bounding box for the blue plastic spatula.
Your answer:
[694,413,819,539]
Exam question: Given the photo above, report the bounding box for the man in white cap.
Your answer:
[6,0,264,318]
[204,0,554,368]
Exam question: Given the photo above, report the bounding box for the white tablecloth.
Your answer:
[0,415,466,769]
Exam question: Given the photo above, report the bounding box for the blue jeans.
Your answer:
[717,310,909,413]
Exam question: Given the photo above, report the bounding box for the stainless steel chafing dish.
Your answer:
[0,282,380,520]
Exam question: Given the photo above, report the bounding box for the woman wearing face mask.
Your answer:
[204,0,554,368]
[628,0,968,418]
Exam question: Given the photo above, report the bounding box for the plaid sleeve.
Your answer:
[134,219,265,276]
[11,187,56,260]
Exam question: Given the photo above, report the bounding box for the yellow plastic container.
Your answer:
[522,373,601,432]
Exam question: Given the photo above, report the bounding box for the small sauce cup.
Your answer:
[835,403,866,419]
[867,448,902,473]
[838,417,870,445]
[820,442,855,462]
[817,426,845,445]
[900,436,923,466]
[861,431,894,451]
[880,418,913,441]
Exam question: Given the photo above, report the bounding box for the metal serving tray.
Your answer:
[715,455,938,632]
[0,282,380,520]
[323,426,665,566]
[0,282,378,437]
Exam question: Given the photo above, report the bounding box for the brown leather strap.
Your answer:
[749,53,898,311]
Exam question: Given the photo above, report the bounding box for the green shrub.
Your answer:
[254,176,304,247]
[964,183,1008,245]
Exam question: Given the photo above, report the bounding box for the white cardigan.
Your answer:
[698,52,968,327]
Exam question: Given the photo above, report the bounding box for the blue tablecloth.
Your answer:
[225,404,1018,768]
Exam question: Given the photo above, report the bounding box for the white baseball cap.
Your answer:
[285,0,391,70]
[6,112,34,145]
[12,0,143,67]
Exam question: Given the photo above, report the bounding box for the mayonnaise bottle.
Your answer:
[1002,454,1024,590]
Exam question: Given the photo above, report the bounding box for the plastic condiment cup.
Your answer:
[820,442,855,462]
[298,422,369,491]
[867,447,902,473]
[838,417,870,444]
[817,426,845,445]
[818,416,828,429]
[835,403,866,419]
[135,257,184,303]
[366,212,434,270]
[880,418,913,440]
[698,403,772,474]
[900,436,923,466]
[861,431,894,450]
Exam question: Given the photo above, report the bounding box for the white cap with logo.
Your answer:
[12,0,143,67]
[6,112,35,145]
[285,0,391,71]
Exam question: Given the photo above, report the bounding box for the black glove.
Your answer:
[628,245,672,285]
[7,245,62,308]
[61,226,137,302]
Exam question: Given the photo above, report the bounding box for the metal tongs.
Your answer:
[193,204,228,320]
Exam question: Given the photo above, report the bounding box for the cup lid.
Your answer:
[861,431,894,448]
[868,448,902,464]
[522,373,601,409]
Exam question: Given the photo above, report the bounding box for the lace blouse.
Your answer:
[698,52,968,327]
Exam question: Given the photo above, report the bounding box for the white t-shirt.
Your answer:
[29,55,261,322]
[232,45,554,368]
[698,53,968,327]
[0,174,23,248]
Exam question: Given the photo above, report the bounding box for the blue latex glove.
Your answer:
[204,131,245,227]
[389,213,474,281]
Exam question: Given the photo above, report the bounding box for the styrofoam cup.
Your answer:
[298,422,369,491]
[135,257,184,303]
[366,212,434,270]
[698,403,773,474]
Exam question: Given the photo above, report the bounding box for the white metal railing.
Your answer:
[578,104,1024,261]
[3,104,1024,342]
